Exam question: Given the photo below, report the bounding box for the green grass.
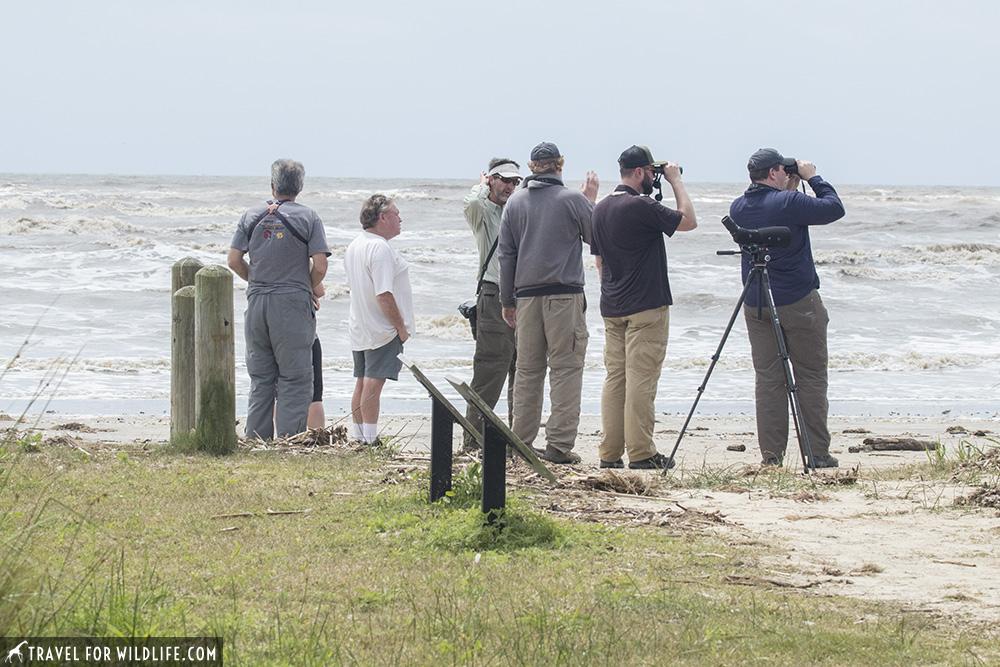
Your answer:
[1,437,998,666]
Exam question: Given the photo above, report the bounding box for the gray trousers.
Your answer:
[744,289,831,460]
[244,291,315,440]
[464,283,516,448]
[511,292,588,453]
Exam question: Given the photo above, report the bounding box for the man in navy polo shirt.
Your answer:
[590,145,697,470]
[729,148,845,468]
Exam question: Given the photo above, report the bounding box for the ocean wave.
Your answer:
[4,357,171,373]
[816,243,1000,268]
[0,215,151,236]
[850,190,1000,205]
[416,314,473,341]
[0,193,246,219]
[187,242,231,254]
[320,282,350,298]
[829,350,1000,372]
[836,266,955,281]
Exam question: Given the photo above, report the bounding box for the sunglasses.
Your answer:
[495,176,521,185]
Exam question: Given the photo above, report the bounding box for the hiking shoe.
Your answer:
[536,446,581,465]
[628,452,675,470]
[761,455,783,467]
[809,454,839,469]
[599,458,624,469]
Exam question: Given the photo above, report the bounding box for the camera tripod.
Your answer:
[665,243,817,473]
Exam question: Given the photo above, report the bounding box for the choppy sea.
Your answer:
[1,173,998,419]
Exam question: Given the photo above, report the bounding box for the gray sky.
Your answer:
[3,0,997,185]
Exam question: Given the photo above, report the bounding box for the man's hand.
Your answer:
[312,282,325,310]
[479,171,489,186]
[502,306,517,328]
[580,171,600,203]
[796,160,817,181]
[662,162,683,184]
[376,291,410,343]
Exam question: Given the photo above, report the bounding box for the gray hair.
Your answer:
[359,194,392,229]
[271,159,306,197]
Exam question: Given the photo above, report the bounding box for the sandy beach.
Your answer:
[6,410,999,626]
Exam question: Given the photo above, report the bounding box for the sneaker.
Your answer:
[761,455,783,467]
[809,454,839,469]
[536,446,581,465]
[599,458,624,469]
[628,452,675,470]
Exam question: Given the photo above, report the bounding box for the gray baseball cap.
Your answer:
[748,148,795,171]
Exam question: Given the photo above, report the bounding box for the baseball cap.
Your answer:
[530,142,561,161]
[618,145,666,170]
[747,148,795,171]
[487,162,521,179]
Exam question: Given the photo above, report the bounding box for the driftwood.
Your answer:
[848,437,938,453]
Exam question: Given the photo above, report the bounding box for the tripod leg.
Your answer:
[667,268,762,463]
[758,270,816,473]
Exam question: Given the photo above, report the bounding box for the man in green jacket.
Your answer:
[462,158,521,449]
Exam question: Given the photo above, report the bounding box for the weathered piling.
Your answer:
[170,285,197,441]
[169,258,204,443]
[193,265,237,454]
[171,257,205,295]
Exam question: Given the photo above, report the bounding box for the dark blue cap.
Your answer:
[530,142,561,161]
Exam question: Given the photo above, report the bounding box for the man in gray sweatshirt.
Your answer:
[498,142,599,464]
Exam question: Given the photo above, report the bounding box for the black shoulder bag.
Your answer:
[458,236,499,341]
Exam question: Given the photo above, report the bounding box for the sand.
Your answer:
[6,411,999,625]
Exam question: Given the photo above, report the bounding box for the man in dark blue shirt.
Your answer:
[729,148,845,468]
[591,145,697,469]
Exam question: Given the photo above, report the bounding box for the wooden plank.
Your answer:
[445,375,555,482]
[398,354,482,447]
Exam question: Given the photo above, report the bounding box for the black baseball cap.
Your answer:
[530,142,561,161]
[618,145,666,170]
[748,148,796,171]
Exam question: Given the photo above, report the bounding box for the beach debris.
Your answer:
[842,427,871,434]
[210,508,311,520]
[54,422,96,433]
[955,446,1000,474]
[848,437,938,453]
[947,425,993,436]
[578,470,665,497]
[240,424,351,453]
[42,434,81,449]
[955,484,1000,509]
[726,443,746,452]
[931,560,977,568]
[724,574,837,589]
[815,466,860,486]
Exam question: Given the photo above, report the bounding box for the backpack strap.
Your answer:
[246,200,309,246]
[476,236,499,295]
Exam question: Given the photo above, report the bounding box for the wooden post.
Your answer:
[429,398,454,502]
[170,285,197,441]
[172,257,205,294]
[194,265,237,455]
[170,258,203,444]
[481,421,506,523]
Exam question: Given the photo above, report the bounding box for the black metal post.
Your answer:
[481,421,506,522]
[429,397,453,502]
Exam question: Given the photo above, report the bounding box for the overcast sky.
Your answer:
[3,1,997,185]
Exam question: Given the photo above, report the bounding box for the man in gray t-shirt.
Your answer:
[228,159,331,439]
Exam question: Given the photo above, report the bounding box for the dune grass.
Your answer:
[1,435,997,666]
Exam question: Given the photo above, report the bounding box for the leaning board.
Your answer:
[399,354,482,447]
[445,375,555,482]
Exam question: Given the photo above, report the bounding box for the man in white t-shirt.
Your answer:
[344,194,415,444]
